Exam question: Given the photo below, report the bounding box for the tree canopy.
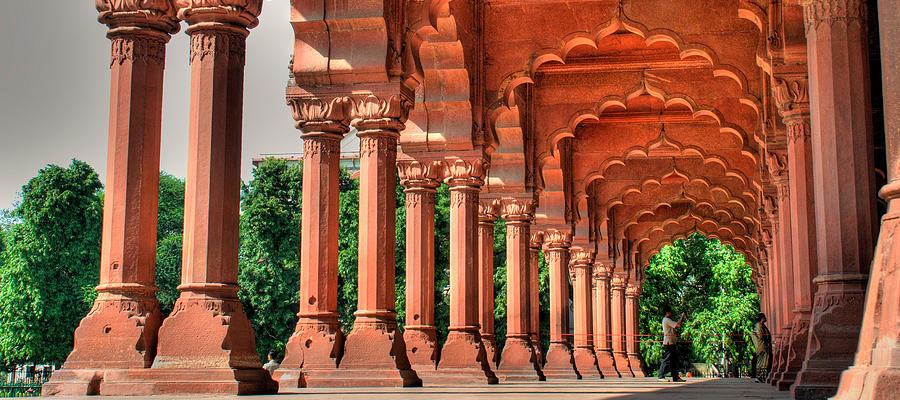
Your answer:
[639,233,760,375]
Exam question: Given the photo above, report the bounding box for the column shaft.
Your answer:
[833,1,900,398]
[278,111,348,387]
[626,284,646,377]
[611,275,633,376]
[478,204,499,366]
[571,252,600,378]
[594,265,620,377]
[794,1,877,398]
[435,159,496,384]
[773,177,796,387]
[542,232,579,379]
[529,233,544,365]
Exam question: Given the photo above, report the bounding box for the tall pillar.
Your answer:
[434,158,497,384]
[542,230,579,379]
[625,283,646,377]
[593,263,621,377]
[529,232,544,366]
[43,2,179,396]
[763,211,784,384]
[276,98,349,388]
[478,201,499,367]
[330,94,420,387]
[611,274,634,377]
[398,160,441,375]
[145,2,276,395]
[497,197,545,381]
[773,70,817,390]
[834,1,900,398]
[769,154,796,388]
[794,1,877,398]
[570,249,601,378]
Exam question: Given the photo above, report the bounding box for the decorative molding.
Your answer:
[359,135,398,159]
[802,0,867,32]
[303,136,340,162]
[450,189,477,209]
[611,274,627,289]
[593,263,613,279]
[110,36,166,66]
[772,76,809,114]
[766,151,789,179]
[96,0,180,33]
[529,231,544,249]
[786,120,811,145]
[478,199,500,222]
[625,283,641,298]
[569,248,595,267]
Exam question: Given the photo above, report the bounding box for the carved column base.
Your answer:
[530,333,544,366]
[613,351,633,377]
[627,354,646,377]
[95,285,278,395]
[543,342,580,380]
[480,333,499,368]
[772,326,793,388]
[497,337,545,381]
[769,337,788,385]
[573,347,602,379]
[792,278,867,399]
[274,317,345,389]
[404,326,439,374]
[833,343,900,400]
[318,315,421,387]
[776,311,811,390]
[596,349,621,378]
[42,288,162,396]
[427,329,497,385]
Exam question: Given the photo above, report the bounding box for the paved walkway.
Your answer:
[53,378,791,399]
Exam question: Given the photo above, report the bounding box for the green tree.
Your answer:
[639,233,759,375]
[237,159,303,358]
[0,160,103,367]
[155,172,185,314]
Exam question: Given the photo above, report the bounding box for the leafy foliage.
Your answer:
[155,172,185,315]
[639,233,759,374]
[0,160,103,367]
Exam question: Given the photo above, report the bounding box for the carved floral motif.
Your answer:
[443,158,488,187]
[175,0,263,28]
[625,283,642,298]
[359,135,398,159]
[593,263,613,279]
[529,231,544,249]
[96,0,179,32]
[802,0,867,31]
[288,97,350,135]
[766,151,789,180]
[351,94,412,130]
[303,136,339,162]
[499,197,537,221]
[773,76,809,113]
[110,36,166,66]
[569,248,595,267]
[544,229,573,249]
[398,160,442,188]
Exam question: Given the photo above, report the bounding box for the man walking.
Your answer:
[750,313,772,382]
[657,305,686,382]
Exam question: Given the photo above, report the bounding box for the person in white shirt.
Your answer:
[262,350,280,375]
[657,305,686,382]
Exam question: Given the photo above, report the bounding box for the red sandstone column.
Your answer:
[769,157,796,388]
[570,249,601,378]
[529,232,544,366]
[793,1,877,398]
[611,274,634,377]
[593,263,621,378]
[150,2,275,394]
[625,283,646,377]
[497,197,545,381]
[773,71,817,390]
[333,94,419,387]
[276,98,349,388]
[542,230,579,379]
[397,160,441,375]
[763,214,784,384]
[43,3,179,396]
[434,158,497,384]
[834,2,900,398]
[478,201,499,367]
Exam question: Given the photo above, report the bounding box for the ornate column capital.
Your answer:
[766,150,789,184]
[764,195,780,226]
[398,159,442,190]
[288,97,351,137]
[625,283,641,299]
[175,0,263,28]
[96,0,180,33]
[611,274,627,290]
[443,158,488,187]
[350,94,413,133]
[544,229,573,250]
[569,248,595,268]
[593,263,613,280]
[478,199,500,223]
[772,72,812,146]
[529,231,544,250]
[499,197,537,222]
[801,0,867,32]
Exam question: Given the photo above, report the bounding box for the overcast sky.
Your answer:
[0,0,298,210]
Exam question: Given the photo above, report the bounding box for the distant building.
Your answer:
[251,129,361,177]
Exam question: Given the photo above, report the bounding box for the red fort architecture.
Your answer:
[42,1,899,399]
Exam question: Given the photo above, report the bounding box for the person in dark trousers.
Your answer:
[657,305,686,382]
[750,313,772,382]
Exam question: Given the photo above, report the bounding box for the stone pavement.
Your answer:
[52,378,791,399]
